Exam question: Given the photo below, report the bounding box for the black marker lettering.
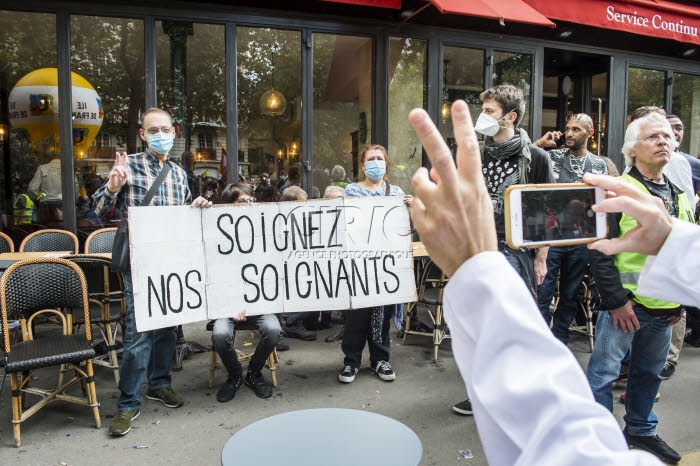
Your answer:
[383,255,400,293]
[295,262,312,298]
[235,215,255,254]
[147,275,167,317]
[217,214,234,255]
[185,270,202,308]
[351,258,369,296]
[242,264,260,303]
[167,273,184,313]
[261,264,279,301]
[314,260,333,299]
[273,213,288,251]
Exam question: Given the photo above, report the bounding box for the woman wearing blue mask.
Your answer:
[339,144,413,384]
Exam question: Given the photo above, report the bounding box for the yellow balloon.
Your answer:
[8,68,104,160]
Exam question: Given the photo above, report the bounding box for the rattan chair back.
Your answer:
[0,257,100,447]
[85,227,117,254]
[19,228,79,253]
[0,231,15,253]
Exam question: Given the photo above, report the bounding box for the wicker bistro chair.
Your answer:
[65,255,125,386]
[0,257,101,447]
[84,227,117,254]
[402,259,451,363]
[0,231,15,253]
[206,319,279,389]
[19,229,79,253]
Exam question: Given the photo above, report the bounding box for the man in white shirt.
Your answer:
[406,100,661,465]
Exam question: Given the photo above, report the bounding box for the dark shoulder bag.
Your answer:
[111,163,172,273]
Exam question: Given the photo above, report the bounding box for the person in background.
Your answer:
[211,182,281,402]
[277,185,318,341]
[93,108,212,438]
[408,100,660,466]
[330,164,348,188]
[533,113,607,344]
[586,112,691,464]
[13,183,35,225]
[340,144,413,384]
[453,84,555,416]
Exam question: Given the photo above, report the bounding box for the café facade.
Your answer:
[0,0,699,242]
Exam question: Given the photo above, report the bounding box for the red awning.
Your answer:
[322,0,401,8]
[523,0,700,45]
[428,0,556,28]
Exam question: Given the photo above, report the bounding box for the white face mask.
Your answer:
[474,109,513,137]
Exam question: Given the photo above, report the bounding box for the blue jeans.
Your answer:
[536,245,589,344]
[212,314,280,377]
[118,272,178,412]
[586,304,672,435]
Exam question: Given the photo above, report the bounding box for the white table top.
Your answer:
[221,408,422,466]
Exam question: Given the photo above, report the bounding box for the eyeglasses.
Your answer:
[638,133,673,143]
[143,126,174,135]
[235,197,256,204]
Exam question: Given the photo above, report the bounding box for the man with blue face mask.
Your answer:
[452,84,555,417]
[93,108,213,438]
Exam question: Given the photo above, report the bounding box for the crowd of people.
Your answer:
[78,83,699,465]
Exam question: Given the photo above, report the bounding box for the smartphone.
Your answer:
[504,183,607,249]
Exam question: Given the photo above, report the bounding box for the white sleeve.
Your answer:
[637,218,700,306]
[443,251,660,466]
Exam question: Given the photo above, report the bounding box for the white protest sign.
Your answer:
[130,197,415,331]
[129,205,209,331]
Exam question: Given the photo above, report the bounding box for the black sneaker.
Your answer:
[245,371,273,398]
[338,365,358,383]
[660,362,675,380]
[216,375,244,403]
[283,323,317,341]
[685,330,700,347]
[276,338,290,351]
[371,360,395,381]
[624,430,681,464]
[453,399,473,416]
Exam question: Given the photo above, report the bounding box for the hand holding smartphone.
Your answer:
[505,183,607,249]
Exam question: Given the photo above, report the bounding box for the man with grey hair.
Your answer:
[324,185,344,198]
[586,111,693,464]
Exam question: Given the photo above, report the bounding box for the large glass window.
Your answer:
[493,51,532,131]
[1,11,57,241]
[312,33,373,198]
[237,27,301,197]
[388,37,426,194]
[157,21,225,198]
[72,15,144,241]
[671,72,700,157]
[440,46,484,157]
[627,67,665,122]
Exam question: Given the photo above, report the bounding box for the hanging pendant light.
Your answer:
[260,90,286,116]
[260,44,286,116]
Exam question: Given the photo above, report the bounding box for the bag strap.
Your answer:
[139,162,172,207]
[384,180,390,196]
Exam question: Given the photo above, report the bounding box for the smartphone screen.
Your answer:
[521,187,599,243]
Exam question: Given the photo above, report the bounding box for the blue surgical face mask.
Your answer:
[146,132,174,155]
[364,160,386,180]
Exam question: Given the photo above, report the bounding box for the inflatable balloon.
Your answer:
[8,68,103,160]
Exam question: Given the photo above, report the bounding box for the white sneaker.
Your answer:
[372,360,396,381]
[339,365,358,383]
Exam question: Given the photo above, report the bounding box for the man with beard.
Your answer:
[534,113,608,343]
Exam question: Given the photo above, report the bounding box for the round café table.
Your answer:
[221,408,422,465]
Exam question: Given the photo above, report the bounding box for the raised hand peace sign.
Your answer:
[107,152,128,193]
